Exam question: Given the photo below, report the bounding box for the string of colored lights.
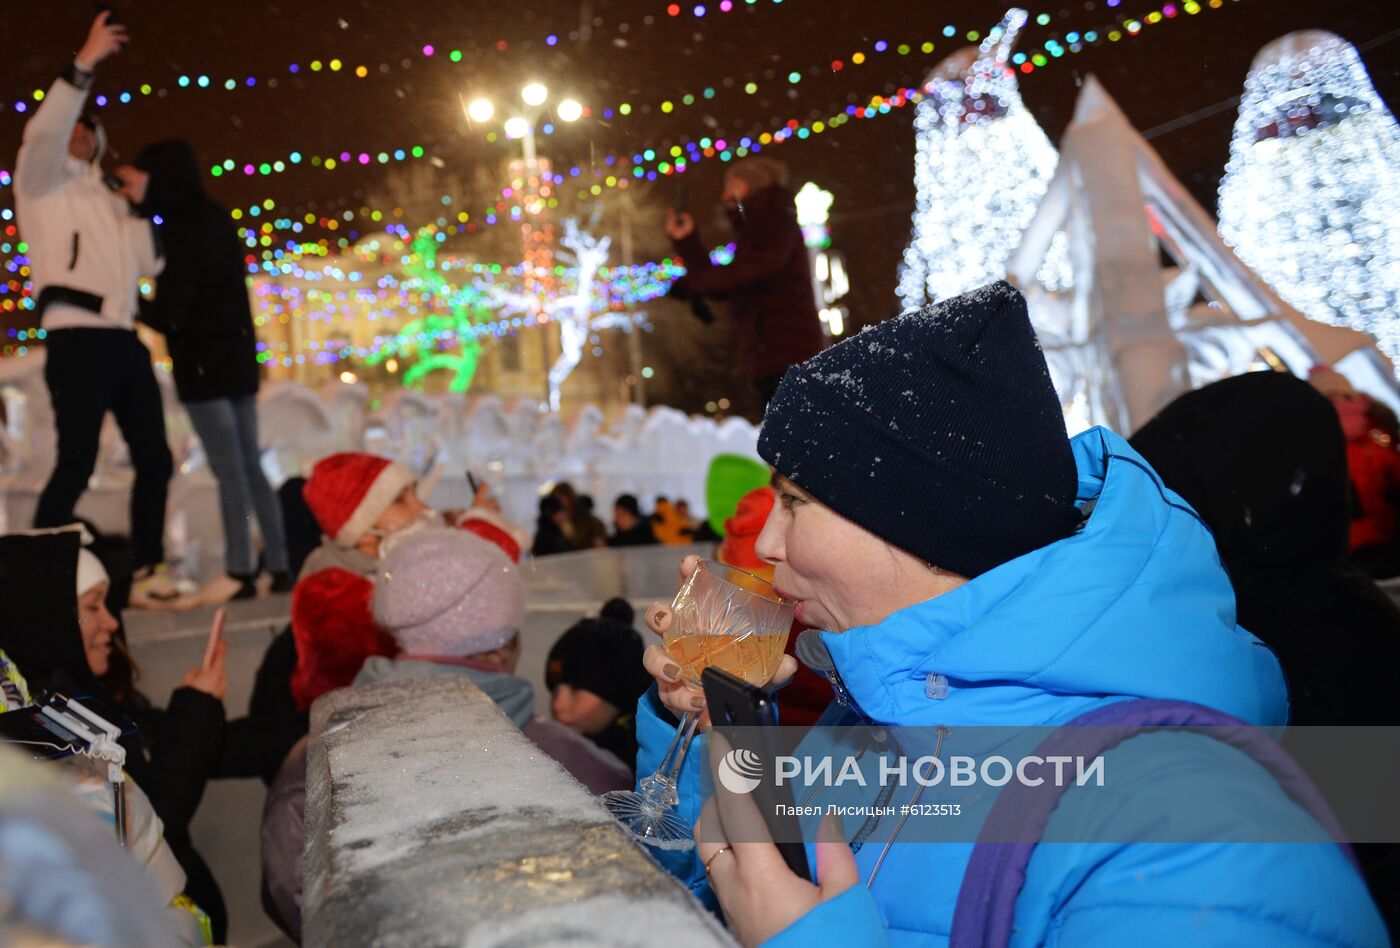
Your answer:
[221,0,1242,252]
[0,0,799,119]
[0,0,1241,199]
[204,0,1241,186]
[0,0,1244,328]
[4,0,1232,305]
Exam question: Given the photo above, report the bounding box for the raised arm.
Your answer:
[14,13,128,198]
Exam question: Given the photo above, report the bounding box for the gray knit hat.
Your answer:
[372,529,525,657]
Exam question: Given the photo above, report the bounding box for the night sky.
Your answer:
[2,0,1398,405]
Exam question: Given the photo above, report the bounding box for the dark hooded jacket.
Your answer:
[0,530,229,941]
[134,139,260,403]
[671,184,825,382]
[1135,371,1400,938]
[1131,372,1400,727]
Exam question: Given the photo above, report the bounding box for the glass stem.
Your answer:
[640,711,700,812]
[640,710,689,792]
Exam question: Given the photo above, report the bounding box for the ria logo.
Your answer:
[717,748,764,794]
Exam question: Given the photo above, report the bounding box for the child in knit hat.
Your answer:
[290,452,527,710]
[363,529,631,795]
[545,598,653,772]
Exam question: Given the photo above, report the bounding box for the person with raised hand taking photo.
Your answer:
[16,10,180,609]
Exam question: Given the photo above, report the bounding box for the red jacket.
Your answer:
[1346,437,1400,552]
[290,546,392,711]
[672,184,825,382]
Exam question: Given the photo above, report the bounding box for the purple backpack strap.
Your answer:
[949,698,1355,948]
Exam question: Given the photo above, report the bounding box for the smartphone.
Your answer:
[202,606,227,671]
[0,693,136,760]
[102,169,125,193]
[466,471,480,494]
[0,703,86,760]
[702,666,812,881]
[673,183,689,213]
[93,2,121,24]
[54,693,136,739]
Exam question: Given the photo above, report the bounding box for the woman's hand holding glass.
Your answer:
[604,554,796,848]
[640,556,799,729]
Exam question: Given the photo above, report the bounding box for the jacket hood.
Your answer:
[77,113,107,165]
[0,532,104,698]
[822,427,1288,728]
[355,656,534,727]
[134,139,205,216]
[1130,372,1350,574]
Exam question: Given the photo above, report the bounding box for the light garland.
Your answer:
[1218,30,1400,366]
[0,0,1242,331]
[897,10,1065,307]
[247,224,681,381]
[201,0,1239,184]
[1,0,796,120]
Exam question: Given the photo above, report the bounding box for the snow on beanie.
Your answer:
[372,529,525,657]
[303,453,416,548]
[757,281,1081,578]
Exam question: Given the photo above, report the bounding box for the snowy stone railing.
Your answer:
[303,675,735,948]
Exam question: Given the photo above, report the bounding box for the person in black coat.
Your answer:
[1130,371,1400,936]
[0,529,229,941]
[121,139,290,601]
[607,493,657,547]
[665,156,826,409]
[1130,371,1400,726]
[532,494,573,558]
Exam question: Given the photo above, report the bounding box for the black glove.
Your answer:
[690,298,716,325]
[668,275,693,301]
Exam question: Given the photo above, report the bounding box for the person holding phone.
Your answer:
[664,157,825,411]
[15,11,179,609]
[634,283,1384,946]
[0,528,230,941]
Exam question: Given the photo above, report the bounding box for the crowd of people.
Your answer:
[531,484,714,556]
[0,453,661,943]
[4,9,1400,948]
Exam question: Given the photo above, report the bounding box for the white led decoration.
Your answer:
[794,181,835,248]
[1219,31,1400,368]
[897,8,1066,308]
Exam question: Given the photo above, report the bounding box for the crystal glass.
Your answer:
[603,560,795,849]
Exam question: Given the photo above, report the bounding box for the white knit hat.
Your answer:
[77,548,109,597]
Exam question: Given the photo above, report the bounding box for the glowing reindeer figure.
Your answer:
[546,220,612,412]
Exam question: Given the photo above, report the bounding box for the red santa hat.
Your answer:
[455,509,529,563]
[304,453,417,549]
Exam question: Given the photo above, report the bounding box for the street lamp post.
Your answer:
[464,85,584,409]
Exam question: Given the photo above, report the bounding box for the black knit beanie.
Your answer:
[757,281,1081,578]
[545,612,652,712]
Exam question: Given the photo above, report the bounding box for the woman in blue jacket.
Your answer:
[635,282,1387,947]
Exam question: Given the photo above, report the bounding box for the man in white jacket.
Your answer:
[17,12,177,606]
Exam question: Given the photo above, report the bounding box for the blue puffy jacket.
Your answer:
[636,427,1387,946]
